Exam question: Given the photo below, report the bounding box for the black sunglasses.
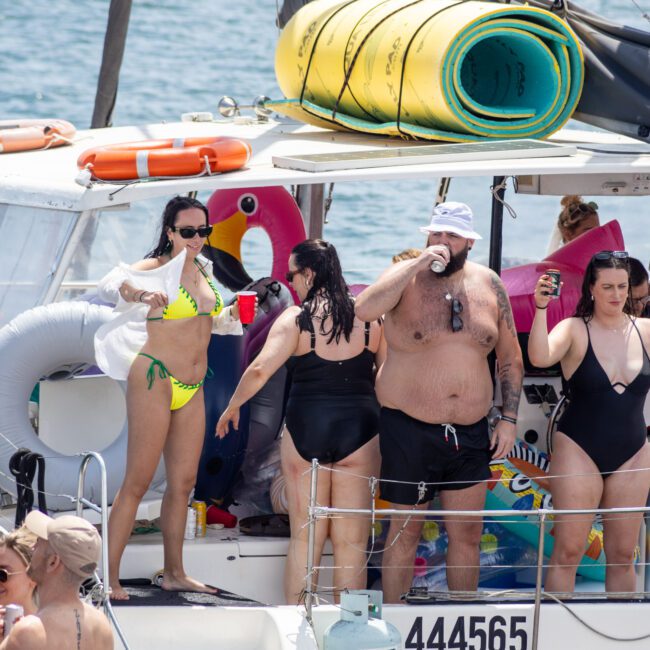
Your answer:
[570,201,599,216]
[285,269,302,282]
[593,250,628,261]
[451,298,463,333]
[170,225,213,239]
[0,568,24,583]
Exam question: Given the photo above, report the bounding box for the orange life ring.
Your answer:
[77,136,252,181]
[0,119,76,153]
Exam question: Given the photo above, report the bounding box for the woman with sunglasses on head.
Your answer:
[0,527,37,620]
[528,251,650,594]
[547,195,600,253]
[216,239,383,604]
[96,195,247,600]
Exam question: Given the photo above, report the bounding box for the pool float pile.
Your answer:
[272,0,584,142]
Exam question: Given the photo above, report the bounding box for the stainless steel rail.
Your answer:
[306,461,650,650]
[76,452,130,650]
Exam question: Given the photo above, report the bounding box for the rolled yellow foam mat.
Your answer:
[271,0,584,141]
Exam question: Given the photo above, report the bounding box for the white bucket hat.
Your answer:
[419,201,483,240]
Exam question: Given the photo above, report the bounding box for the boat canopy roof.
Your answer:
[2,118,650,211]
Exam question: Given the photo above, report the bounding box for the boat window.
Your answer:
[57,201,162,302]
[0,203,77,327]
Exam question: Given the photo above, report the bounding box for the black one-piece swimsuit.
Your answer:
[558,318,650,476]
[284,319,379,464]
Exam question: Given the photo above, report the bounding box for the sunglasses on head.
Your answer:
[593,250,628,261]
[170,225,213,239]
[0,568,25,583]
[285,269,302,282]
[450,298,463,333]
[570,201,599,216]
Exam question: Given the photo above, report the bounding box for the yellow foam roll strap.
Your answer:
[272,0,584,141]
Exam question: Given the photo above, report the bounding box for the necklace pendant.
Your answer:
[445,292,452,301]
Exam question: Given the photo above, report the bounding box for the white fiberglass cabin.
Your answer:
[1,116,650,648]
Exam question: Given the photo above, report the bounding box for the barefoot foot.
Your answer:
[109,582,130,601]
[161,574,217,594]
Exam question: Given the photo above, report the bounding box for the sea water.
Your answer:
[1,0,650,289]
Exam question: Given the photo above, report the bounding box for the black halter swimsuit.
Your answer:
[284,319,380,464]
[557,318,650,476]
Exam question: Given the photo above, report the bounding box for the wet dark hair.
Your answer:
[628,257,649,288]
[147,195,209,258]
[574,252,633,320]
[292,239,354,343]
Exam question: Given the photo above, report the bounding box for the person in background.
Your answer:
[547,195,600,253]
[217,239,383,604]
[0,527,37,624]
[529,252,650,593]
[0,512,113,650]
[629,257,650,317]
[392,248,422,264]
[356,202,523,602]
[95,196,249,600]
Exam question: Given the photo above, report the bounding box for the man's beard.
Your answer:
[438,242,470,277]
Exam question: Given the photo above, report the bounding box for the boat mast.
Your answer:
[91,0,133,128]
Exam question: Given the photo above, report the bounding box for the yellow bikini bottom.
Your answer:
[138,353,209,411]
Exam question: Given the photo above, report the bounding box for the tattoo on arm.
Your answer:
[491,274,516,337]
[498,361,523,415]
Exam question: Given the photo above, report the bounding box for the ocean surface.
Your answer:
[2,0,650,288]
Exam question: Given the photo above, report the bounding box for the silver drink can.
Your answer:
[431,261,446,273]
[546,269,561,297]
[4,604,24,638]
[184,507,196,540]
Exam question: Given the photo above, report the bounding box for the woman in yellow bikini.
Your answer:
[95,196,248,600]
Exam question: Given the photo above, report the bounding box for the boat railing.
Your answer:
[76,451,130,650]
[304,459,650,650]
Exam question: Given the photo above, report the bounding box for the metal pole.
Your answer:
[435,177,451,205]
[305,458,319,623]
[489,176,506,275]
[77,452,130,650]
[532,511,547,650]
[296,184,325,239]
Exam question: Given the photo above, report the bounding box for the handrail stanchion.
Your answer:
[532,511,546,650]
[305,458,319,624]
[76,452,130,650]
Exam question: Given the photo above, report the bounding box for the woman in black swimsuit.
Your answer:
[216,239,383,603]
[529,251,650,593]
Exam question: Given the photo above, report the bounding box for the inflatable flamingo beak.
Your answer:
[204,210,253,291]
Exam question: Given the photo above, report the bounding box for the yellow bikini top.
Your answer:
[147,261,223,321]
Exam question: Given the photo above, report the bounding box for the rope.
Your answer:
[490,176,518,219]
[543,590,650,641]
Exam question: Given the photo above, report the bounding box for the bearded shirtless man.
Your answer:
[355,202,523,602]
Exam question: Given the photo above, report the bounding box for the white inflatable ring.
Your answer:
[0,301,164,511]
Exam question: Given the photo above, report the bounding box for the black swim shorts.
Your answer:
[379,407,491,505]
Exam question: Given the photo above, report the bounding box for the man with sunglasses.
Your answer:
[356,201,523,602]
[629,257,650,317]
[0,512,113,650]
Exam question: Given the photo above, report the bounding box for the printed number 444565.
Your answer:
[405,615,529,650]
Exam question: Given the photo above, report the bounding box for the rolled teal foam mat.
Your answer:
[273,0,584,141]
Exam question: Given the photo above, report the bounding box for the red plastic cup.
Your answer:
[206,505,237,528]
[237,291,256,324]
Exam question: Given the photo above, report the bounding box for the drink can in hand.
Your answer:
[546,269,561,297]
[4,604,24,638]
[236,291,256,324]
[431,261,446,273]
